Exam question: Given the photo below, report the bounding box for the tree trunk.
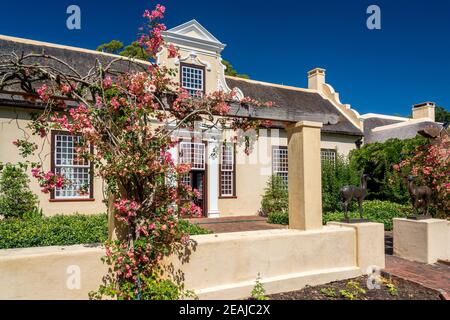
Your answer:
[107,193,129,242]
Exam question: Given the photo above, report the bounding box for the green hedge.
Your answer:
[267,211,289,225]
[324,200,411,230]
[0,214,211,249]
[178,219,213,235]
[267,201,412,231]
[0,214,108,249]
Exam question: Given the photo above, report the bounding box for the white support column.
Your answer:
[168,144,179,187]
[207,130,221,218]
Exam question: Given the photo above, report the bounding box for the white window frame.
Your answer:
[272,146,288,186]
[179,141,206,171]
[220,143,235,197]
[53,133,91,199]
[181,64,204,97]
[321,149,337,165]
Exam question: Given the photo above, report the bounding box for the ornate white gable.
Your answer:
[162,20,226,53]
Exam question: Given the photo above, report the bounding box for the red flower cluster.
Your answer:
[31,166,65,193]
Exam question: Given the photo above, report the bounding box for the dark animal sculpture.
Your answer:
[340,174,371,220]
[407,175,432,216]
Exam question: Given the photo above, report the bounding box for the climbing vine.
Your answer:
[0,4,272,299]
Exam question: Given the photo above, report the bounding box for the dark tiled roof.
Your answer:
[363,117,405,138]
[363,116,443,143]
[0,37,147,93]
[0,36,362,136]
[226,77,362,136]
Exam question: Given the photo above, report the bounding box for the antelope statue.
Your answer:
[407,175,432,216]
[340,174,372,221]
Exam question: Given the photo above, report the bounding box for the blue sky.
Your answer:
[1,0,449,116]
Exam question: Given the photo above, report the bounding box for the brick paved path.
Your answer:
[384,231,450,297]
[384,255,450,296]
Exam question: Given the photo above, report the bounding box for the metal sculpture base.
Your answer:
[407,215,433,221]
[341,218,371,224]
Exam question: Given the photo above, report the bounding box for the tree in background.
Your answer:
[349,136,427,204]
[97,40,150,61]
[96,40,124,55]
[96,44,248,79]
[435,105,450,124]
[221,59,250,79]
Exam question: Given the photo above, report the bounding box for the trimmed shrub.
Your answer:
[0,214,211,249]
[0,214,108,249]
[267,211,288,225]
[267,200,412,231]
[0,163,39,219]
[260,175,288,217]
[323,200,412,230]
[178,219,212,235]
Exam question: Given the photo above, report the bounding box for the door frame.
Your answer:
[177,138,208,217]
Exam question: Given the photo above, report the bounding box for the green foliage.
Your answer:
[0,214,108,249]
[0,163,39,219]
[397,135,450,218]
[382,278,398,296]
[435,105,450,123]
[0,214,210,249]
[120,42,150,61]
[250,274,268,300]
[267,211,289,225]
[349,136,427,204]
[339,289,356,300]
[322,154,361,213]
[323,200,411,230]
[267,200,411,230]
[178,219,212,235]
[346,280,366,295]
[222,59,250,79]
[339,281,366,300]
[96,40,124,54]
[320,287,338,298]
[90,272,186,300]
[97,40,150,61]
[260,175,288,217]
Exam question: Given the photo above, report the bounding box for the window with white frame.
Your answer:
[179,141,205,170]
[272,147,288,186]
[53,133,91,199]
[220,143,235,197]
[321,149,337,165]
[181,64,204,97]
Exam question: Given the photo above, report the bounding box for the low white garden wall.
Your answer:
[0,223,385,300]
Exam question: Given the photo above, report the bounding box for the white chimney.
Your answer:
[412,102,435,122]
[308,68,326,91]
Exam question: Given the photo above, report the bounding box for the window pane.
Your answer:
[179,142,205,170]
[220,143,235,196]
[181,65,204,97]
[221,144,234,171]
[54,167,90,198]
[220,171,233,197]
[54,134,90,199]
[273,147,288,186]
[321,149,337,165]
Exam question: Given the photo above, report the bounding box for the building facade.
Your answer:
[4,20,432,218]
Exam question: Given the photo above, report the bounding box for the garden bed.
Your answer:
[267,275,441,300]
